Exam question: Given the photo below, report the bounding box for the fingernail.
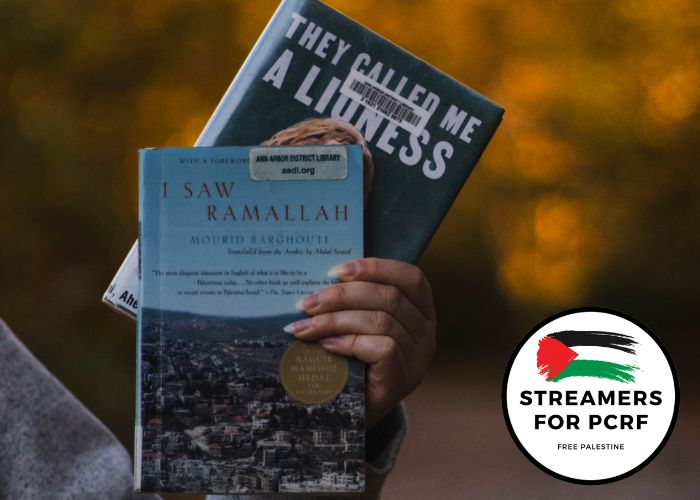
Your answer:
[328,261,357,279]
[319,337,340,347]
[283,318,313,334]
[295,292,320,311]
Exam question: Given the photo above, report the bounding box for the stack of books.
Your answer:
[104,0,503,494]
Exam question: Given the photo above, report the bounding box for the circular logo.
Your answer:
[502,307,679,484]
[280,340,348,404]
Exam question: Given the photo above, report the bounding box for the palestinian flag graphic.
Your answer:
[537,331,639,383]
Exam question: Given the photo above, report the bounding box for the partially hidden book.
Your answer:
[104,0,504,318]
[136,144,365,494]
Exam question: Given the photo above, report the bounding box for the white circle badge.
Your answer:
[503,307,679,484]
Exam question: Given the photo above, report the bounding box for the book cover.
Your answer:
[104,0,504,319]
[136,145,365,494]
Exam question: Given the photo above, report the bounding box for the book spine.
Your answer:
[135,148,163,491]
[101,240,139,319]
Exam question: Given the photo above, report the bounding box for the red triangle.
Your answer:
[537,337,578,380]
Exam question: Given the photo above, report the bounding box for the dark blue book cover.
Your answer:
[202,0,504,261]
[135,145,365,494]
[104,0,504,318]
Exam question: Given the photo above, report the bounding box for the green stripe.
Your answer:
[549,359,637,383]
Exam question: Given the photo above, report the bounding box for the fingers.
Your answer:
[319,334,421,430]
[328,258,435,320]
[284,309,415,354]
[316,333,399,366]
[319,334,421,397]
[296,281,426,344]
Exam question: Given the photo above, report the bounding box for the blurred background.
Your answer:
[1,0,698,497]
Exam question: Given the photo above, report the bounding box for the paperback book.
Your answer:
[136,144,365,493]
[103,0,504,318]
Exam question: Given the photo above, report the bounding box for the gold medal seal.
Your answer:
[280,340,348,404]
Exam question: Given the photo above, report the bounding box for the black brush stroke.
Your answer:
[547,330,638,354]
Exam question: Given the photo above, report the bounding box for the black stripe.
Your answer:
[547,330,638,354]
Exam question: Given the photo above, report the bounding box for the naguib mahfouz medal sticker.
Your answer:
[502,308,679,484]
[280,340,349,405]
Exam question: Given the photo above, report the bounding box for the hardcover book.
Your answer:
[136,145,365,494]
[104,0,504,319]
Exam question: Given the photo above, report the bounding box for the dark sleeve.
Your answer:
[207,404,408,500]
[0,319,158,500]
[364,403,408,493]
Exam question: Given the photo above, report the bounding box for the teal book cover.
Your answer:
[135,145,365,494]
[104,0,504,318]
[201,0,504,262]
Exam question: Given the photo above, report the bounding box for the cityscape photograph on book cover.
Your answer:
[139,310,365,494]
[103,0,504,318]
[136,145,366,494]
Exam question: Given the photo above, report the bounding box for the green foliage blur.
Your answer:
[0,0,697,461]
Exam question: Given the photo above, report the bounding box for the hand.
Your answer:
[284,258,437,429]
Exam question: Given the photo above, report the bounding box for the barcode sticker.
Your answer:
[339,69,431,136]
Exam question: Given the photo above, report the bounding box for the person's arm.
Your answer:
[0,319,158,500]
[363,403,408,495]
